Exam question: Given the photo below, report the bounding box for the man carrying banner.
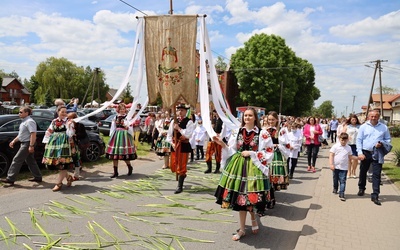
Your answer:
[204,110,223,174]
[167,103,195,194]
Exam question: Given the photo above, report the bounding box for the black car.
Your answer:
[82,108,116,123]
[0,115,105,176]
[98,114,115,136]
[32,109,99,133]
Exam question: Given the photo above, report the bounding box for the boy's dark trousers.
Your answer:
[196,145,204,160]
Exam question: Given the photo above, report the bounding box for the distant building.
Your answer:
[0,77,31,105]
[361,94,400,124]
[106,88,126,102]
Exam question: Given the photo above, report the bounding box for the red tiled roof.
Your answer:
[371,94,400,102]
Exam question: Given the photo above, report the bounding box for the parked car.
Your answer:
[31,109,99,133]
[2,101,17,106]
[82,108,116,123]
[98,114,115,136]
[98,113,148,136]
[0,115,106,176]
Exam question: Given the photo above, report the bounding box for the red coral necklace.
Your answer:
[242,129,255,145]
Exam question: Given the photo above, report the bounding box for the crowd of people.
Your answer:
[0,100,392,241]
[138,105,390,240]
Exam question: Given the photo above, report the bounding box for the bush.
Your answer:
[389,126,400,137]
[393,149,400,167]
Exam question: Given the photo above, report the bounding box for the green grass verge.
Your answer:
[383,137,400,189]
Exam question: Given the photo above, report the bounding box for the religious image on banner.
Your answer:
[144,15,198,108]
[157,37,184,86]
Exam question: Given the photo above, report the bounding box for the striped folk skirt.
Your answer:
[215,153,271,216]
[106,128,136,160]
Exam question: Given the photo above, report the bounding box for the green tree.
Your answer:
[230,34,319,116]
[316,100,334,118]
[122,82,133,104]
[24,76,40,104]
[0,69,6,89]
[44,89,52,107]
[34,58,109,105]
[9,70,19,80]
[80,67,109,106]
[215,56,227,73]
[35,57,81,99]
[374,85,398,95]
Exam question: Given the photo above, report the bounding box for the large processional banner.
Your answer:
[144,15,198,108]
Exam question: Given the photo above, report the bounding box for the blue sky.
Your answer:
[1,0,399,116]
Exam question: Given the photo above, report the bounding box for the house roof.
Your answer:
[21,88,31,94]
[1,77,31,95]
[1,77,14,87]
[108,88,118,97]
[371,94,400,102]
[364,94,400,110]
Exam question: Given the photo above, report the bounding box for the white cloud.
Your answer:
[330,10,400,40]
[0,1,398,115]
[185,4,224,24]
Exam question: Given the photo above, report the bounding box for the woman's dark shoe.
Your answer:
[127,165,133,176]
[111,166,119,178]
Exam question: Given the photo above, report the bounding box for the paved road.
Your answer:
[0,146,399,249]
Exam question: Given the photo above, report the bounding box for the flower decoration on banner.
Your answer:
[285,143,291,149]
[266,147,273,153]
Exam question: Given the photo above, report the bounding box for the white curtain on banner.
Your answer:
[198,16,240,140]
[76,16,240,138]
[75,18,147,123]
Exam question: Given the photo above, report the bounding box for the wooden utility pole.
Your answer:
[81,67,100,107]
[365,60,387,118]
[169,0,173,14]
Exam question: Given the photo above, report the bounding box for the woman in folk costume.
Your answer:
[262,111,290,208]
[213,108,274,241]
[105,103,136,178]
[42,106,74,191]
[156,111,172,169]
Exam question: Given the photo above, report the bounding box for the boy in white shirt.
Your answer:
[286,122,303,179]
[329,132,352,201]
[191,120,207,160]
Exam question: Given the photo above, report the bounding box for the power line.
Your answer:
[385,65,400,71]
[230,66,304,71]
[118,0,148,16]
[117,0,229,62]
